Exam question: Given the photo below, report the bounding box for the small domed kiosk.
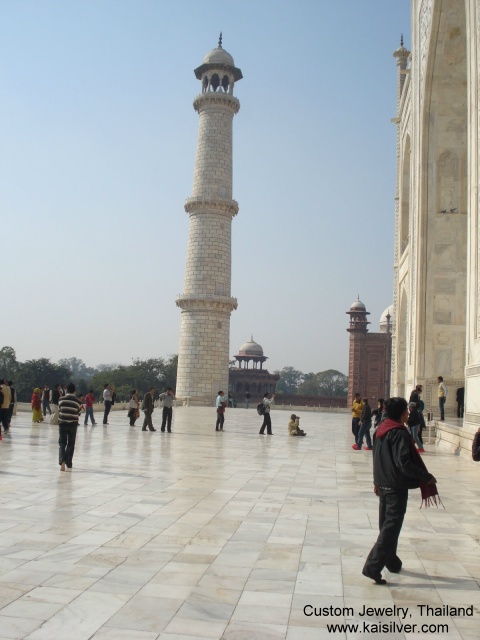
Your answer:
[229,337,279,402]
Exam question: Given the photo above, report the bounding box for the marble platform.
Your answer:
[0,407,479,639]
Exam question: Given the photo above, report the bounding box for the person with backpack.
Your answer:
[259,392,275,435]
[215,391,226,431]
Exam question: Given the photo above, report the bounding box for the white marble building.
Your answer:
[391,1,480,450]
[176,37,242,405]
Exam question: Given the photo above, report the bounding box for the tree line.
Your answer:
[0,346,178,402]
[273,367,348,396]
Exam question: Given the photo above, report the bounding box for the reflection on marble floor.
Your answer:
[0,407,478,639]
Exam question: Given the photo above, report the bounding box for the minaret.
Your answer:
[176,35,243,405]
[346,297,370,407]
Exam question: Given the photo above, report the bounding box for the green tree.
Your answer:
[274,366,304,394]
[15,359,73,401]
[316,369,348,396]
[297,372,320,396]
[0,346,18,378]
[58,357,97,380]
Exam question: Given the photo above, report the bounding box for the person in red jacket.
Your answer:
[84,390,96,426]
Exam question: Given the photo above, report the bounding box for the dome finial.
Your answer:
[400,33,404,47]
[251,334,254,341]
[218,32,223,49]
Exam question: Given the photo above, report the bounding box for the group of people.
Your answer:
[215,391,307,436]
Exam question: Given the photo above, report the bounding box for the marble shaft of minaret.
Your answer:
[176,39,243,405]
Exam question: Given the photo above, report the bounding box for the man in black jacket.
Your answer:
[362,397,437,584]
[142,388,156,432]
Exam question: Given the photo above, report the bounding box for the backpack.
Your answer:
[257,402,265,416]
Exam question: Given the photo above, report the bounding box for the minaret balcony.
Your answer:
[176,293,238,312]
[184,196,239,217]
[193,92,240,114]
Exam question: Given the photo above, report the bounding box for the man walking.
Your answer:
[0,379,11,436]
[362,397,437,585]
[215,391,226,431]
[159,388,176,433]
[259,392,275,435]
[7,380,16,429]
[42,384,51,416]
[244,391,250,409]
[58,383,82,471]
[437,376,447,421]
[142,388,156,432]
[351,393,363,440]
[103,383,112,425]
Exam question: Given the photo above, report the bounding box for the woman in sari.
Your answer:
[32,388,43,423]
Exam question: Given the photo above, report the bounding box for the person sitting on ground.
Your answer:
[288,414,306,436]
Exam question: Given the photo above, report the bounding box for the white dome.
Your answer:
[202,47,235,66]
[238,337,263,357]
[350,298,366,311]
[380,304,394,332]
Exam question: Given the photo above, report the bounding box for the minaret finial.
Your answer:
[218,32,223,49]
[400,33,404,47]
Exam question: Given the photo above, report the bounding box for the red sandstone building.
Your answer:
[347,298,392,408]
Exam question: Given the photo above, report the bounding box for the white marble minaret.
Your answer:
[176,35,242,405]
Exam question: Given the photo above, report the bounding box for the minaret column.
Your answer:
[176,37,243,405]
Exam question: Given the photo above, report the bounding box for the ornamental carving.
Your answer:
[185,197,239,218]
[419,0,433,95]
[193,93,240,114]
[176,294,238,313]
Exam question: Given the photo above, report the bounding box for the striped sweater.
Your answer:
[58,394,82,425]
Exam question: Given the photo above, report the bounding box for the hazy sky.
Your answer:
[1,0,410,375]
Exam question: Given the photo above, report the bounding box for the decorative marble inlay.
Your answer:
[419,0,434,95]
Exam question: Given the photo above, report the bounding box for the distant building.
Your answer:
[229,337,279,401]
[347,298,392,408]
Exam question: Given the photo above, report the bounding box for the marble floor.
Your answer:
[0,407,479,639]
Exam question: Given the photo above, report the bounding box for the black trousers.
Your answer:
[103,401,112,424]
[143,411,154,430]
[215,411,224,430]
[363,487,408,576]
[127,408,137,426]
[259,413,272,434]
[161,407,173,431]
[59,424,78,468]
[352,417,360,439]
[0,408,9,432]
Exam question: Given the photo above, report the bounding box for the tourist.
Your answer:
[84,389,96,426]
[437,376,447,421]
[50,384,61,425]
[102,383,112,425]
[58,382,82,471]
[244,391,250,409]
[456,386,465,419]
[42,384,51,416]
[409,384,422,406]
[351,392,363,440]
[353,397,372,450]
[159,387,176,433]
[111,386,117,406]
[472,428,480,461]
[215,390,226,431]
[407,402,424,452]
[288,414,306,436]
[7,380,16,428]
[127,389,140,426]
[362,397,438,585]
[0,379,11,435]
[31,388,43,423]
[372,399,385,431]
[141,387,156,432]
[60,383,66,397]
[259,392,275,435]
